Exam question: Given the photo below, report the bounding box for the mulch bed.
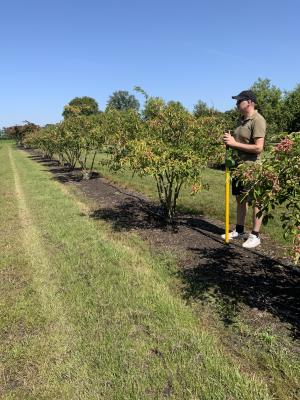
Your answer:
[28,152,300,340]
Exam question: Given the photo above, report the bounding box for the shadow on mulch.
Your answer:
[28,154,101,183]
[28,154,60,167]
[180,215,224,235]
[90,200,224,236]
[179,245,300,338]
[51,170,100,183]
[91,199,168,231]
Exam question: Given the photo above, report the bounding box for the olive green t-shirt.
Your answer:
[233,110,267,163]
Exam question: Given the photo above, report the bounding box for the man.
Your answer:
[222,90,266,248]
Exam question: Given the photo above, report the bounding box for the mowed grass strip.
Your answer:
[0,142,285,399]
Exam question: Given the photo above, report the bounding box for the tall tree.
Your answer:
[106,90,140,111]
[250,78,283,141]
[193,100,220,118]
[63,96,99,119]
[281,84,300,133]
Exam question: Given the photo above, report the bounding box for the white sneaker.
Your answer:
[242,233,261,248]
[221,229,246,240]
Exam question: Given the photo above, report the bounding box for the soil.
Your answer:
[28,152,300,340]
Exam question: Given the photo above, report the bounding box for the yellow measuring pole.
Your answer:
[225,145,230,244]
[225,165,230,244]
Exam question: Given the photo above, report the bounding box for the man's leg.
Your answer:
[236,195,248,227]
[252,205,263,234]
[221,187,247,239]
[242,205,262,248]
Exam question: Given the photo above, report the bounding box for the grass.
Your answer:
[86,152,291,248]
[0,142,299,399]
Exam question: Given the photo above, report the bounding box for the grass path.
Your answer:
[7,147,88,397]
[0,142,299,399]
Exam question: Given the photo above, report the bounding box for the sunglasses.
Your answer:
[236,99,250,105]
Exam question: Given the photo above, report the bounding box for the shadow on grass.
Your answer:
[178,245,300,338]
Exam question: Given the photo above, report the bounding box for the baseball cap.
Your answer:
[232,90,257,103]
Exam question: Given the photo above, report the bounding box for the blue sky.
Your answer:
[1,0,299,127]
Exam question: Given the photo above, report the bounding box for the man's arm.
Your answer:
[223,133,264,154]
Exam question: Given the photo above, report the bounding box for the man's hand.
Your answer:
[223,132,237,148]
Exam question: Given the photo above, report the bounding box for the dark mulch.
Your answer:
[27,152,300,340]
